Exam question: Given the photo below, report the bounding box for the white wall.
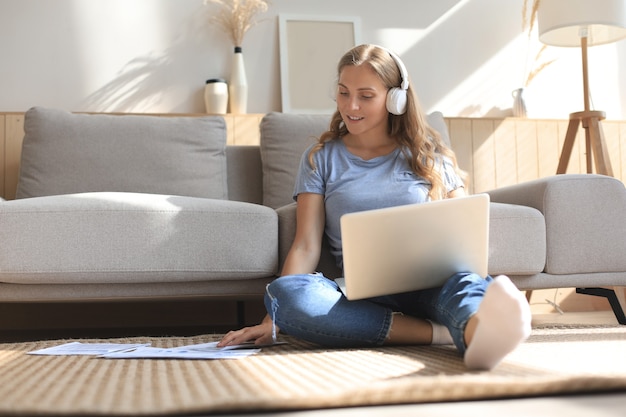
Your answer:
[1,0,625,119]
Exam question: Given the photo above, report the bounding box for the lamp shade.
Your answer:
[538,0,626,46]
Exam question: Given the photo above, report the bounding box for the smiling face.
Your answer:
[336,64,390,141]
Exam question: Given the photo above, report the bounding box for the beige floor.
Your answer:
[220,393,626,417]
[205,310,625,417]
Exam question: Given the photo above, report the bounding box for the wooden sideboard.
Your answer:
[1,112,625,200]
[447,117,626,193]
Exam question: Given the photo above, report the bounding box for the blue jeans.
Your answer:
[264,272,493,354]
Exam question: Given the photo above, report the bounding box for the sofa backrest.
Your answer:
[258,111,452,209]
[16,107,229,200]
[226,145,263,204]
[15,108,453,209]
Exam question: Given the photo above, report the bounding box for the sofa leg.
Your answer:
[576,288,626,325]
[525,290,533,302]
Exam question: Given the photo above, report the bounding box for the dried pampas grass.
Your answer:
[522,0,541,37]
[524,45,556,86]
[206,0,269,47]
[521,0,555,86]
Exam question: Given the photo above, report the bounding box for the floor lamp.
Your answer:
[537,0,626,176]
[536,0,626,323]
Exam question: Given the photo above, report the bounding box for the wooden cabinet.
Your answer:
[1,113,25,200]
[446,117,626,194]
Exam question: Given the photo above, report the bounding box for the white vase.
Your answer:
[512,88,527,118]
[204,78,228,114]
[229,47,248,114]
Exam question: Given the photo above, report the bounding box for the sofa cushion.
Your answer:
[16,107,228,200]
[0,192,278,284]
[260,111,451,209]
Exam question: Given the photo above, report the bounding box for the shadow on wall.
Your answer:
[80,4,229,113]
[619,41,626,116]
[81,53,178,113]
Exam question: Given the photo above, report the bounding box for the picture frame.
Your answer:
[278,15,362,114]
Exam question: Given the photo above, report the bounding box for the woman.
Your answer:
[219,44,531,370]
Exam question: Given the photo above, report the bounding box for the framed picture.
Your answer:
[279,15,362,114]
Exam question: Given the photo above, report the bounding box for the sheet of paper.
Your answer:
[99,345,261,359]
[28,342,150,356]
[28,340,286,359]
[98,340,288,359]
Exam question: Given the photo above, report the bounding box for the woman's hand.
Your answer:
[217,194,323,348]
[217,314,278,347]
[448,187,467,198]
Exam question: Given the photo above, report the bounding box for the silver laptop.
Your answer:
[335,194,490,300]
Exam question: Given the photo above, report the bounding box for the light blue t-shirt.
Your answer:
[293,138,464,268]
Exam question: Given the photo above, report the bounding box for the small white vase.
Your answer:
[229,47,248,114]
[204,78,228,114]
[512,88,527,118]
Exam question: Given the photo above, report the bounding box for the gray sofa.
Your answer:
[1,108,625,323]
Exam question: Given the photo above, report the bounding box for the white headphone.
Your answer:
[382,47,409,115]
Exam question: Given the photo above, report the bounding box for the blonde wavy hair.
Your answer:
[308,44,467,200]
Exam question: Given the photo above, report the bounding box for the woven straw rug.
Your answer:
[0,325,625,416]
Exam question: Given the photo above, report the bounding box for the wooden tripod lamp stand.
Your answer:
[537,0,626,176]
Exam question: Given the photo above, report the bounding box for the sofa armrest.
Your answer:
[276,202,342,278]
[487,174,626,275]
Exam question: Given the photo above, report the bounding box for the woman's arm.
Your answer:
[280,193,326,276]
[217,193,326,346]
